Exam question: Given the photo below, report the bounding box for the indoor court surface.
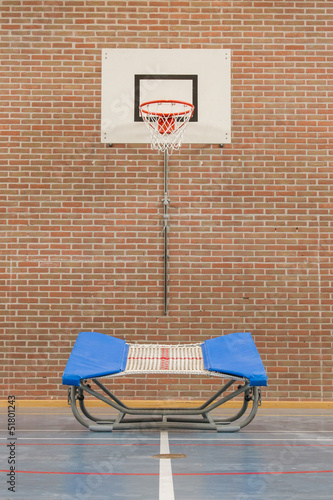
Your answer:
[1,407,333,500]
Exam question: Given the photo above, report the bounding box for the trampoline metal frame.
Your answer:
[68,376,261,433]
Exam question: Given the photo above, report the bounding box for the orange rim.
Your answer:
[139,100,194,118]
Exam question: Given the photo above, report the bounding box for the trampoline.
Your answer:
[62,331,267,432]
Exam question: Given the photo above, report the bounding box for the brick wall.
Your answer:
[1,0,332,400]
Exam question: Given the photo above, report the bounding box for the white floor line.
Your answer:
[4,429,333,434]
[2,437,333,443]
[159,431,175,500]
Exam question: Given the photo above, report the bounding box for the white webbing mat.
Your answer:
[125,343,205,375]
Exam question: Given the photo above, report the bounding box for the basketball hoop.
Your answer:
[139,100,194,152]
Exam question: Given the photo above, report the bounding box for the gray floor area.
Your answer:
[1,406,333,499]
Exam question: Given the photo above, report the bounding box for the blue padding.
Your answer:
[62,332,129,386]
[202,332,267,386]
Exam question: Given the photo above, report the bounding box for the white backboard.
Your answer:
[101,49,231,145]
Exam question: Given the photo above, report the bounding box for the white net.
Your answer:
[139,100,194,152]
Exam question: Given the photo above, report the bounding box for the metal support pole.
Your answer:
[163,148,169,315]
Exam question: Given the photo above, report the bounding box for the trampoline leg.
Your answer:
[69,386,91,429]
[238,386,260,429]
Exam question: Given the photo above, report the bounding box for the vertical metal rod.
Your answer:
[163,149,168,315]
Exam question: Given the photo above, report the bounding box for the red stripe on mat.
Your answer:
[1,470,332,476]
[127,357,201,360]
[161,346,169,370]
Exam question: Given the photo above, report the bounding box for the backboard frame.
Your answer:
[101,49,231,145]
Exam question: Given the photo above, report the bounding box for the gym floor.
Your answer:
[1,406,332,500]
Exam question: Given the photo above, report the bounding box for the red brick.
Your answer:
[1,0,332,401]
